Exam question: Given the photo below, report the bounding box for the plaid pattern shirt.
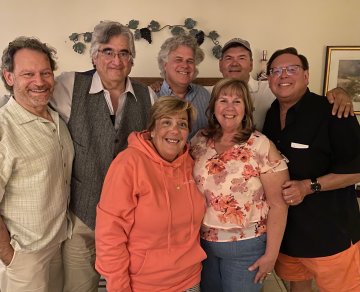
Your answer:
[0,97,74,251]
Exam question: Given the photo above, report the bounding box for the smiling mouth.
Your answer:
[177,71,190,76]
[279,83,291,87]
[165,138,180,144]
[224,115,236,119]
[30,88,49,93]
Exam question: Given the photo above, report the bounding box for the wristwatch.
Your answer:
[310,178,321,193]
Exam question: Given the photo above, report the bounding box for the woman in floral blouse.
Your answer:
[190,78,289,292]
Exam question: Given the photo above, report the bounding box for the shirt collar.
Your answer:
[7,96,58,125]
[161,79,193,96]
[89,71,137,101]
[248,76,259,93]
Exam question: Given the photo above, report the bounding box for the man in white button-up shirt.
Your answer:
[0,37,74,292]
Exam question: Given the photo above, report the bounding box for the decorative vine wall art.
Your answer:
[68,18,222,59]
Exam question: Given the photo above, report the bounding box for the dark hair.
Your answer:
[147,96,197,132]
[1,36,57,92]
[204,78,255,144]
[266,47,309,75]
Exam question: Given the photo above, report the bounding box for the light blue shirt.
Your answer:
[158,80,211,139]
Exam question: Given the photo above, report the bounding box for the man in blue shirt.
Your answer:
[157,35,210,138]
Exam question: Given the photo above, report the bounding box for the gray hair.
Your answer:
[1,36,57,93]
[157,34,205,78]
[90,21,136,60]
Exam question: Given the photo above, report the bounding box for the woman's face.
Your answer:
[214,92,245,134]
[151,111,189,162]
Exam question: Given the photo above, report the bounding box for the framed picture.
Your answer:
[323,46,360,117]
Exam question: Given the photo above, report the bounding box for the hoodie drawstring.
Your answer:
[183,159,195,238]
[159,161,173,253]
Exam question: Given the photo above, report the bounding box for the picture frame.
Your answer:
[323,46,360,117]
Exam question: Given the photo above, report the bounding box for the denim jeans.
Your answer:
[200,234,267,292]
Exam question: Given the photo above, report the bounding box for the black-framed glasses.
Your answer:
[97,48,132,61]
[269,65,303,77]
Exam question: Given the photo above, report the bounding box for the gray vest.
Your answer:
[68,70,151,229]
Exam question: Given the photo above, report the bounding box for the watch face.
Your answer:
[311,180,321,192]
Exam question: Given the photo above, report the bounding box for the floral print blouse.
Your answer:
[190,131,287,242]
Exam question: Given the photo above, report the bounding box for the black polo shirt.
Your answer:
[263,89,360,257]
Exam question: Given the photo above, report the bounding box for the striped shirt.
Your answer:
[0,97,74,251]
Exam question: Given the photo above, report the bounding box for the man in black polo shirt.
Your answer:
[263,47,360,292]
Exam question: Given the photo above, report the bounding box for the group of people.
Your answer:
[0,19,359,292]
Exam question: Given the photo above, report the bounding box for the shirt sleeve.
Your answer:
[329,115,360,173]
[0,126,13,202]
[257,134,288,174]
[95,152,137,292]
[51,72,76,124]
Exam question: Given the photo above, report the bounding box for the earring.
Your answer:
[151,132,155,138]
[212,113,217,122]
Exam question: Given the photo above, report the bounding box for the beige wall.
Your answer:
[0,0,359,95]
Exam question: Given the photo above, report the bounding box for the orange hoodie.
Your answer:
[95,131,206,292]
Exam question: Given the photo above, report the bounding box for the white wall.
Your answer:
[1,0,359,95]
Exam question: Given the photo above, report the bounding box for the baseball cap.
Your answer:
[221,38,252,55]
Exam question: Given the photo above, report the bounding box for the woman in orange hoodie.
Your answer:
[95,96,206,292]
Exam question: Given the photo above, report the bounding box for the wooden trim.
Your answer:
[131,77,222,86]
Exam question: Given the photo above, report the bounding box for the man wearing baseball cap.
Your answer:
[218,38,353,130]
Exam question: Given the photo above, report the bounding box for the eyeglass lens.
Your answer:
[270,65,302,76]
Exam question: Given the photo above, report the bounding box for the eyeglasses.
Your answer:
[97,49,132,61]
[269,65,303,77]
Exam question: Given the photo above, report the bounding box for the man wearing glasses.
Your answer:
[51,21,156,292]
[262,47,360,292]
[218,38,353,130]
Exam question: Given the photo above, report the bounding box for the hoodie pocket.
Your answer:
[131,241,206,285]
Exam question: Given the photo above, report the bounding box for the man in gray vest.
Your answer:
[51,21,156,292]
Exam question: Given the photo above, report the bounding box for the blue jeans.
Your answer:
[200,234,266,292]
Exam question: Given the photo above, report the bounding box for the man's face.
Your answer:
[268,53,309,105]
[92,34,133,88]
[219,46,253,82]
[163,45,196,88]
[2,48,54,111]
